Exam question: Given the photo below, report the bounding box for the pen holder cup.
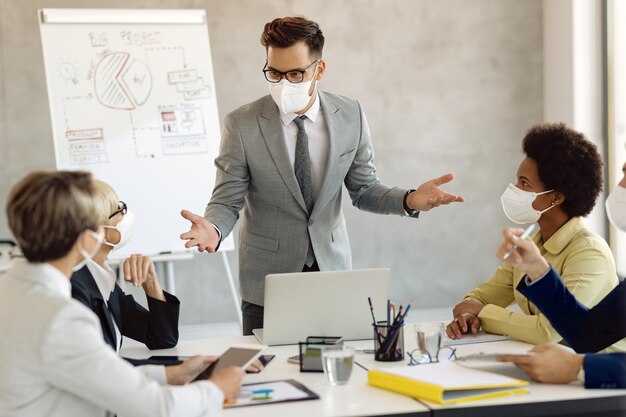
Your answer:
[373,321,405,362]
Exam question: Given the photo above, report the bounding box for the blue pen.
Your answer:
[400,303,411,322]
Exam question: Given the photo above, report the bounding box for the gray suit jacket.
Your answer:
[205,91,412,305]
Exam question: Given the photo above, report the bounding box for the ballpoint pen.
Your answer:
[502,224,536,260]
[392,305,403,325]
[367,297,377,325]
[400,303,411,323]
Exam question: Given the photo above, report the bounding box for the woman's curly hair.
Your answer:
[523,123,603,218]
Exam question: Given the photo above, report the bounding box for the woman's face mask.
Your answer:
[501,183,555,224]
[606,185,626,232]
[104,210,135,251]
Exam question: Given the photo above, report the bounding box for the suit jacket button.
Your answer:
[308,219,314,226]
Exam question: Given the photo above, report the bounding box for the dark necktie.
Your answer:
[293,115,315,266]
[293,115,314,213]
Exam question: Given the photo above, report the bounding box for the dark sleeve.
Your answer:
[583,353,626,388]
[123,357,182,367]
[117,288,180,350]
[518,268,626,352]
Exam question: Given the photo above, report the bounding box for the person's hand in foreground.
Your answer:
[496,227,550,281]
[210,366,245,401]
[498,343,584,384]
[165,355,217,385]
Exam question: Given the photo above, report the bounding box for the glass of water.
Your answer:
[321,346,354,385]
[412,322,444,364]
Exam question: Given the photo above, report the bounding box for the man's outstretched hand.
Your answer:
[180,209,220,253]
[406,173,464,212]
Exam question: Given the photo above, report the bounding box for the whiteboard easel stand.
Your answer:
[218,251,242,328]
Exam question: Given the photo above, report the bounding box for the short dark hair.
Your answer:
[6,171,99,263]
[260,16,324,58]
[522,123,603,218]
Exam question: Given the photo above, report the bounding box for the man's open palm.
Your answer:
[180,210,219,252]
[407,173,464,212]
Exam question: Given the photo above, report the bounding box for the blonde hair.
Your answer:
[91,179,119,226]
[6,171,99,262]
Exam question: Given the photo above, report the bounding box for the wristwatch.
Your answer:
[403,189,420,218]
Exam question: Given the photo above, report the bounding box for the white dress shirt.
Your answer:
[279,92,330,201]
[0,261,224,417]
[86,259,122,352]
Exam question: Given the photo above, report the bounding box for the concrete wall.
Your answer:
[0,0,543,324]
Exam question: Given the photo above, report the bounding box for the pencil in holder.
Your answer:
[373,321,405,362]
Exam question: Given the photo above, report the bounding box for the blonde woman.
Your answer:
[71,180,179,354]
[0,170,242,417]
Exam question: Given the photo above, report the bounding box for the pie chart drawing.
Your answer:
[94,52,152,110]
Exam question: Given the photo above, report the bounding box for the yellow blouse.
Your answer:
[465,216,626,352]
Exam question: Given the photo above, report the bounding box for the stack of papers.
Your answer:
[442,330,509,346]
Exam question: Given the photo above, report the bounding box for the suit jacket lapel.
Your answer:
[96,296,118,349]
[258,97,308,213]
[311,92,343,220]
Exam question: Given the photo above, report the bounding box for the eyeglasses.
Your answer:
[108,201,127,219]
[407,346,457,366]
[263,60,319,84]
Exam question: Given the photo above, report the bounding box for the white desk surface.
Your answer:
[122,335,429,417]
[121,324,626,417]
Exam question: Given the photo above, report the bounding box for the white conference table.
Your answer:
[121,325,626,417]
[121,334,430,417]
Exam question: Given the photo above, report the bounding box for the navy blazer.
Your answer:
[518,268,626,388]
[71,265,180,351]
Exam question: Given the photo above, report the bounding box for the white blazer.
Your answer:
[0,261,223,417]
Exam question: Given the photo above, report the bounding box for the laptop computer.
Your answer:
[252,268,390,346]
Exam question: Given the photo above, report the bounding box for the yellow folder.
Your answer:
[368,361,529,404]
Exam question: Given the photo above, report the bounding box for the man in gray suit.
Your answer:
[181,16,463,335]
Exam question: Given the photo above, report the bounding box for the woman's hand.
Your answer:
[446,313,481,340]
[165,355,217,385]
[210,367,245,401]
[123,254,165,300]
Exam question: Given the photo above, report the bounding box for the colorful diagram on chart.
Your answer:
[158,105,208,155]
[94,52,152,110]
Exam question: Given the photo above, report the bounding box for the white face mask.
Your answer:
[501,183,555,224]
[268,63,318,114]
[73,230,104,272]
[104,210,135,250]
[605,185,626,232]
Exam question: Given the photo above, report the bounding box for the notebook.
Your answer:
[368,361,528,404]
[442,330,509,346]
